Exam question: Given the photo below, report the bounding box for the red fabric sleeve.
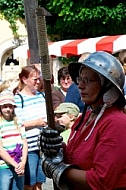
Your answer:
[86,117,126,190]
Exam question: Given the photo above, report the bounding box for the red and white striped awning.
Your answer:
[13,34,126,59]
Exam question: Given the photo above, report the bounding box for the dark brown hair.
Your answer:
[18,65,40,89]
[58,67,70,84]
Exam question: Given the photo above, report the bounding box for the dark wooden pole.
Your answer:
[23,0,39,64]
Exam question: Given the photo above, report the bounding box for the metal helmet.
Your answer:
[68,51,125,94]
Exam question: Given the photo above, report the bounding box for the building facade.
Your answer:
[0,15,63,86]
[0,16,28,80]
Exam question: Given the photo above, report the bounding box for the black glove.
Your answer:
[42,157,80,190]
[40,127,63,158]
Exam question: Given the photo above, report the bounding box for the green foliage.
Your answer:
[46,0,126,40]
[0,0,126,39]
[0,0,24,36]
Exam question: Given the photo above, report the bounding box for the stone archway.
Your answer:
[0,37,27,80]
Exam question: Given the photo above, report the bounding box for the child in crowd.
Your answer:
[0,90,28,190]
[54,102,80,144]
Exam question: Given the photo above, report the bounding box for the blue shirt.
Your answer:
[123,76,126,95]
[65,83,85,113]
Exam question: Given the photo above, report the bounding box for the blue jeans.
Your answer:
[0,167,24,190]
[25,150,46,185]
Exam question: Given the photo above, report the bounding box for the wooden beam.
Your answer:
[23,0,39,64]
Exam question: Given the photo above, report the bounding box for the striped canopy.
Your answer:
[13,34,126,59]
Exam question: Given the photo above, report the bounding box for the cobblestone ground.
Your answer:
[43,178,53,190]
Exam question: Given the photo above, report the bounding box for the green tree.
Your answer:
[0,0,24,36]
[0,0,126,39]
[44,0,126,40]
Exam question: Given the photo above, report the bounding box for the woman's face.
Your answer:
[60,75,73,92]
[78,67,102,107]
[1,104,14,120]
[23,71,41,93]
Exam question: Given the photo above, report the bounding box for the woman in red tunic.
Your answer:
[41,51,126,190]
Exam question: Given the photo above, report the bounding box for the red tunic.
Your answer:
[64,106,126,190]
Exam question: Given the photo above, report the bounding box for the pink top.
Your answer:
[64,106,126,190]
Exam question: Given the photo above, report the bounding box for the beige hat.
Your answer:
[0,90,16,107]
[54,103,80,117]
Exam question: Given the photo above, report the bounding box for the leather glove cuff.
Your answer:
[42,158,79,189]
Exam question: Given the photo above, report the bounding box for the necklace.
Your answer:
[92,104,103,114]
[85,104,103,126]
[85,112,95,126]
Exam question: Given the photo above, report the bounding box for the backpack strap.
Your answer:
[40,92,45,99]
[16,93,24,108]
[16,92,45,109]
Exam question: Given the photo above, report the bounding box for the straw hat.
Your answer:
[0,90,16,107]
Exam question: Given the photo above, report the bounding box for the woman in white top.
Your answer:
[14,65,47,190]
